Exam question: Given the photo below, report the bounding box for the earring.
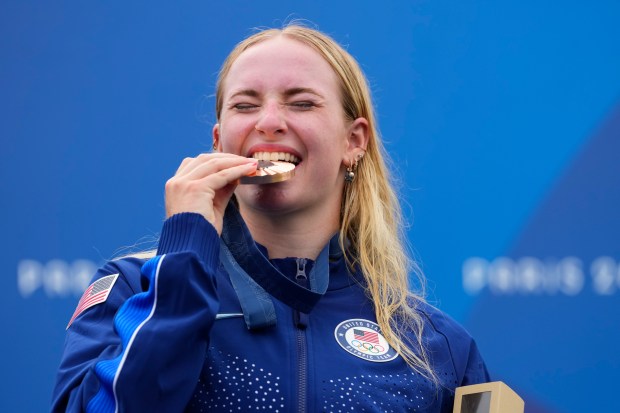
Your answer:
[212,141,218,151]
[345,152,365,182]
[345,162,355,182]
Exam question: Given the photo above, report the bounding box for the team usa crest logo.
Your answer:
[334,319,398,362]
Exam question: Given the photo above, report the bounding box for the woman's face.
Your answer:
[214,36,366,219]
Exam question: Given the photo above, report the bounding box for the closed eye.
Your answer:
[233,103,258,111]
[288,101,316,110]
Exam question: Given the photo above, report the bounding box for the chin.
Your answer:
[235,184,299,215]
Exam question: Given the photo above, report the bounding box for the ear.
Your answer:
[343,117,369,164]
[212,123,221,152]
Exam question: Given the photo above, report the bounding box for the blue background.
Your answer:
[1,2,619,412]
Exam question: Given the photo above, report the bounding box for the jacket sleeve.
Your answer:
[51,213,220,413]
[459,336,491,386]
[418,302,491,387]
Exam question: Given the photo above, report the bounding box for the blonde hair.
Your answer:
[216,25,436,383]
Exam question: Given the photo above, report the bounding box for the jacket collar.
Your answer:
[221,203,348,313]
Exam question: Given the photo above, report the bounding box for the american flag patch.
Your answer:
[66,274,119,329]
[354,329,380,344]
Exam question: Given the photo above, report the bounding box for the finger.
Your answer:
[164,162,257,216]
[175,153,250,177]
[182,156,257,182]
[164,162,258,230]
[197,161,259,192]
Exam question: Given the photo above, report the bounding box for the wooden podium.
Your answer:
[453,381,524,413]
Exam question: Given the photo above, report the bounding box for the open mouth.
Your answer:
[240,159,296,185]
[251,151,300,165]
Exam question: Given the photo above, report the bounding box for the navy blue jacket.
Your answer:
[52,206,489,412]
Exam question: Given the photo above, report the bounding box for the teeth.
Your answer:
[252,151,299,164]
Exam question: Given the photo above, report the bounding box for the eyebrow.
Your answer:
[283,87,324,99]
[229,87,324,100]
[229,89,260,99]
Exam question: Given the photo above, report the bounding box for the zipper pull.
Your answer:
[296,258,308,288]
[295,258,309,329]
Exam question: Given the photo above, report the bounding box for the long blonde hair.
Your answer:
[216,25,436,383]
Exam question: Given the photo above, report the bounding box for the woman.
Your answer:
[52,25,489,412]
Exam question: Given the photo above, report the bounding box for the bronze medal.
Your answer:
[239,160,296,184]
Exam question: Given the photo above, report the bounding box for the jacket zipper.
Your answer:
[294,258,309,413]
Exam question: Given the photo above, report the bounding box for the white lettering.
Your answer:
[71,259,97,295]
[516,257,545,294]
[463,256,592,296]
[488,257,516,294]
[17,259,98,298]
[591,257,616,295]
[44,259,71,296]
[462,257,488,295]
[558,257,584,295]
[17,260,43,297]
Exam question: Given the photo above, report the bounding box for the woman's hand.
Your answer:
[165,153,258,235]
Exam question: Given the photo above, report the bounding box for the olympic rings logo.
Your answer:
[335,320,398,362]
[350,339,385,354]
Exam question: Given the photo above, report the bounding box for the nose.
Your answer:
[254,101,287,137]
